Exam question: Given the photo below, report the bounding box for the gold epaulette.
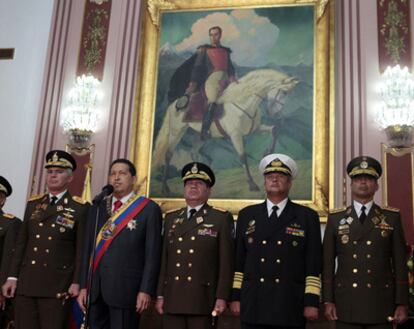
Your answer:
[28,194,45,202]
[165,208,181,215]
[213,206,227,213]
[383,206,400,212]
[329,207,347,214]
[72,196,88,204]
[3,213,15,219]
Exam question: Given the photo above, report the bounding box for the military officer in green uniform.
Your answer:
[230,154,322,329]
[0,176,21,328]
[323,156,409,329]
[155,162,234,329]
[2,150,89,329]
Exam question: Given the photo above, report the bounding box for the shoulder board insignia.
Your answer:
[383,206,399,212]
[72,196,88,204]
[165,208,182,215]
[329,207,346,214]
[212,206,227,213]
[28,194,45,202]
[3,213,15,219]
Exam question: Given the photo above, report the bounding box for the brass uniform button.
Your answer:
[188,263,192,268]
[33,247,38,252]
[277,241,282,245]
[367,283,372,288]
[51,224,56,228]
[260,258,265,263]
[366,254,371,259]
[367,269,371,274]
[352,254,357,259]
[353,241,357,245]
[352,283,358,288]
[178,237,183,242]
[262,240,267,245]
[177,249,181,254]
[366,240,372,245]
[353,268,358,273]
[48,236,52,240]
[276,259,281,264]
[191,236,195,241]
[36,235,40,239]
[260,278,264,282]
[187,276,192,282]
[45,249,50,253]
[275,278,280,283]
[175,276,179,281]
[43,263,47,267]
[189,249,194,254]
[176,263,181,267]
[31,260,36,265]
[39,223,43,227]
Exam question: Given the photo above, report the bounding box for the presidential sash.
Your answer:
[92,195,150,272]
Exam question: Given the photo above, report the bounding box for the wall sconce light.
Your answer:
[60,75,102,148]
[376,65,414,148]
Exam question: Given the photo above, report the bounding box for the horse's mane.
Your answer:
[218,69,288,104]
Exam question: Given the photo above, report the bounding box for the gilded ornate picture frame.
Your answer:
[131,0,334,217]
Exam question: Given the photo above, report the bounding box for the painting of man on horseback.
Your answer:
[149,7,315,200]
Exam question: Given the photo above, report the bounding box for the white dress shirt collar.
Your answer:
[266,197,288,217]
[353,200,374,217]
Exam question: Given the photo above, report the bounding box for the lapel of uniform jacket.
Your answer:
[41,191,70,222]
[174,203,210,237]
[348,205,364,241]
[255,200,295,241]
[361,203,379,236]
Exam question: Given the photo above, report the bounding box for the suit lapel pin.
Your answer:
[127,219,137,231]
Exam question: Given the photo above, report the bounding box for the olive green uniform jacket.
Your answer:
[322,204,409,324]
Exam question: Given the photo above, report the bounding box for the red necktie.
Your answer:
[113,200,123,212]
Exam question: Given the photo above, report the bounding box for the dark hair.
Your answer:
[109,158,137,177]
[209,26,222,36]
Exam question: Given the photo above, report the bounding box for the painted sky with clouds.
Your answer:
[160,6,314,67]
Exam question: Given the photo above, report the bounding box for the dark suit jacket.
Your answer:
[9,192,89,297]
[322,204,409,324]
[157,203,234,315]
[232,200,322,327]
[0,211,21,285]
[80,195,162,309]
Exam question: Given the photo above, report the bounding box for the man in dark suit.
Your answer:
[230,153,322,329]
[2,150,89,329]
[77,158,162,329]
[323,156,409,329]
[155,162,234,329]
[0,176,21,328]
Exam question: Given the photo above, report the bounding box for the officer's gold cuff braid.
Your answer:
[305,275,321,296]
[233,272,244,289]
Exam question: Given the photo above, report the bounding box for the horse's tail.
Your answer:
[152,102,174,168]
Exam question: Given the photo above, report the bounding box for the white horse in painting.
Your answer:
[152,68,299,193]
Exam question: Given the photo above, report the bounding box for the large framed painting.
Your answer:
[131,0,334,216]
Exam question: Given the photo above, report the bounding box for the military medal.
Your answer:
[346,217,353,224]
[341,234,349,244]
[339,218,347,225]
[57,205,64,211]
[127,219,137,231]
[371,216,380,225]
[292,241,298,247]
[196,217,203,224]
[381,230,388,237]
[59,227,66,233]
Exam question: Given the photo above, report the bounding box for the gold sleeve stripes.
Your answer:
[233,272,244,289]
[305,275,321,296]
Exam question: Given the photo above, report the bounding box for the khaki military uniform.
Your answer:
[323,204,409,327]
[157,203,234,328]
[8,192,89,329]
[0,211,21,329]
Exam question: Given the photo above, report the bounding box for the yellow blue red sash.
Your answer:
[92,195,150,272]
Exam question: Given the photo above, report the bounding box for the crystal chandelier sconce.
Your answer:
[376,65,414,148]
[60,75,102,148]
